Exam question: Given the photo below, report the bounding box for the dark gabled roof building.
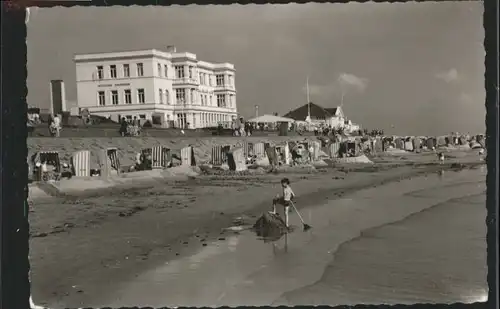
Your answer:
[283,102,343,121]
[324,107,339,115]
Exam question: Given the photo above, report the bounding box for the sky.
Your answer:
[27,2,485,135]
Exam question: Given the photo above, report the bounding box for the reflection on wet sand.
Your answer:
[272,234,289,255]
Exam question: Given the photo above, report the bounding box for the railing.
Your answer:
[215,84,235,90]
[175,100,187,106]
[172,78,198,84]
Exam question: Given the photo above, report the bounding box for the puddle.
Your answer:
[104,168,486,308]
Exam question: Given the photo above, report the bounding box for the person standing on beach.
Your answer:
[244,122,249,136]
[52,114,61,137]
[271,178,296,228]
[239,117,246,136]
[233,117,240,136]
[47,114,55,136]
[438,152,445,164]
[119,117,128,136]
[308,144,314,162]
[132,116,140,136]
[231,119,236,135]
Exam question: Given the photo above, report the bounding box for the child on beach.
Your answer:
[438,152,445,164]
[271,178,295,228]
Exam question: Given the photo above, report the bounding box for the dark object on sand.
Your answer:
[253,212,288,240]
[290,200,312,231]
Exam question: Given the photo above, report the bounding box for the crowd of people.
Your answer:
[27,109,62,137]
[313,125,385,138]
[27,111,41,136]
[231,117,254,136]
[119,116,142,137]
[47,114,62,137]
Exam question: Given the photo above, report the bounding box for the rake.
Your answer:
[289,200,312,231]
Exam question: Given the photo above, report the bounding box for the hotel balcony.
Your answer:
[174,100,189,106]
[172,78,198,85]
[214,84,236,92]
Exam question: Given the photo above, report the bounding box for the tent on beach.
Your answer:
[247,114,295,124]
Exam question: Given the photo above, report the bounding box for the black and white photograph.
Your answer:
[24,2,488,308]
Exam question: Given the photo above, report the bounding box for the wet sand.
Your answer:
[97,167,486,307]
[29,150,486,308]
[276,168,487,306]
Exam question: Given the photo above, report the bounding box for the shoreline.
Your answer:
[29,161,483,308]
[275,180,486,306]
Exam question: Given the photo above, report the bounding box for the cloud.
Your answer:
[435,68,459,83]
[338,73,368,92]
[302,73,368,97]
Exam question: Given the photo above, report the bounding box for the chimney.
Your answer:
[49,80,67,115]
[166,45,177,53]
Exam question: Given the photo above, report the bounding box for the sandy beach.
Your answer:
[27,148,487,308]
[23,5,487,308]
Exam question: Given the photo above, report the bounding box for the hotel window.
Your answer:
[110,65,117,79]
[191,89,195,103]
[216,74,224,86]
[164,64,168,78]
[96,66,104,80]
[124,89,132,104]
[216,94,225,107]
[157,63,162,77]
[175,66,184,79]
[111,90,119,105]
[137,88,145,104]
[98,91,106,106]
[159,89,163,104]
[123,64,130,77]
[209,95,213,106]
[165,89,170,104]
[137,63,144,77]
[188,66,193,79]
[176,113,182,128]
[229,75,233,86]
[199,73,204,85]
[201,94,205,106]
[176,89,186,104]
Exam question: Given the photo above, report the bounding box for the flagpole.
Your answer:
[306,76,311,119]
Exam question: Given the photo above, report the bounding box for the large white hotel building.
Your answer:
[74,46,237,129]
